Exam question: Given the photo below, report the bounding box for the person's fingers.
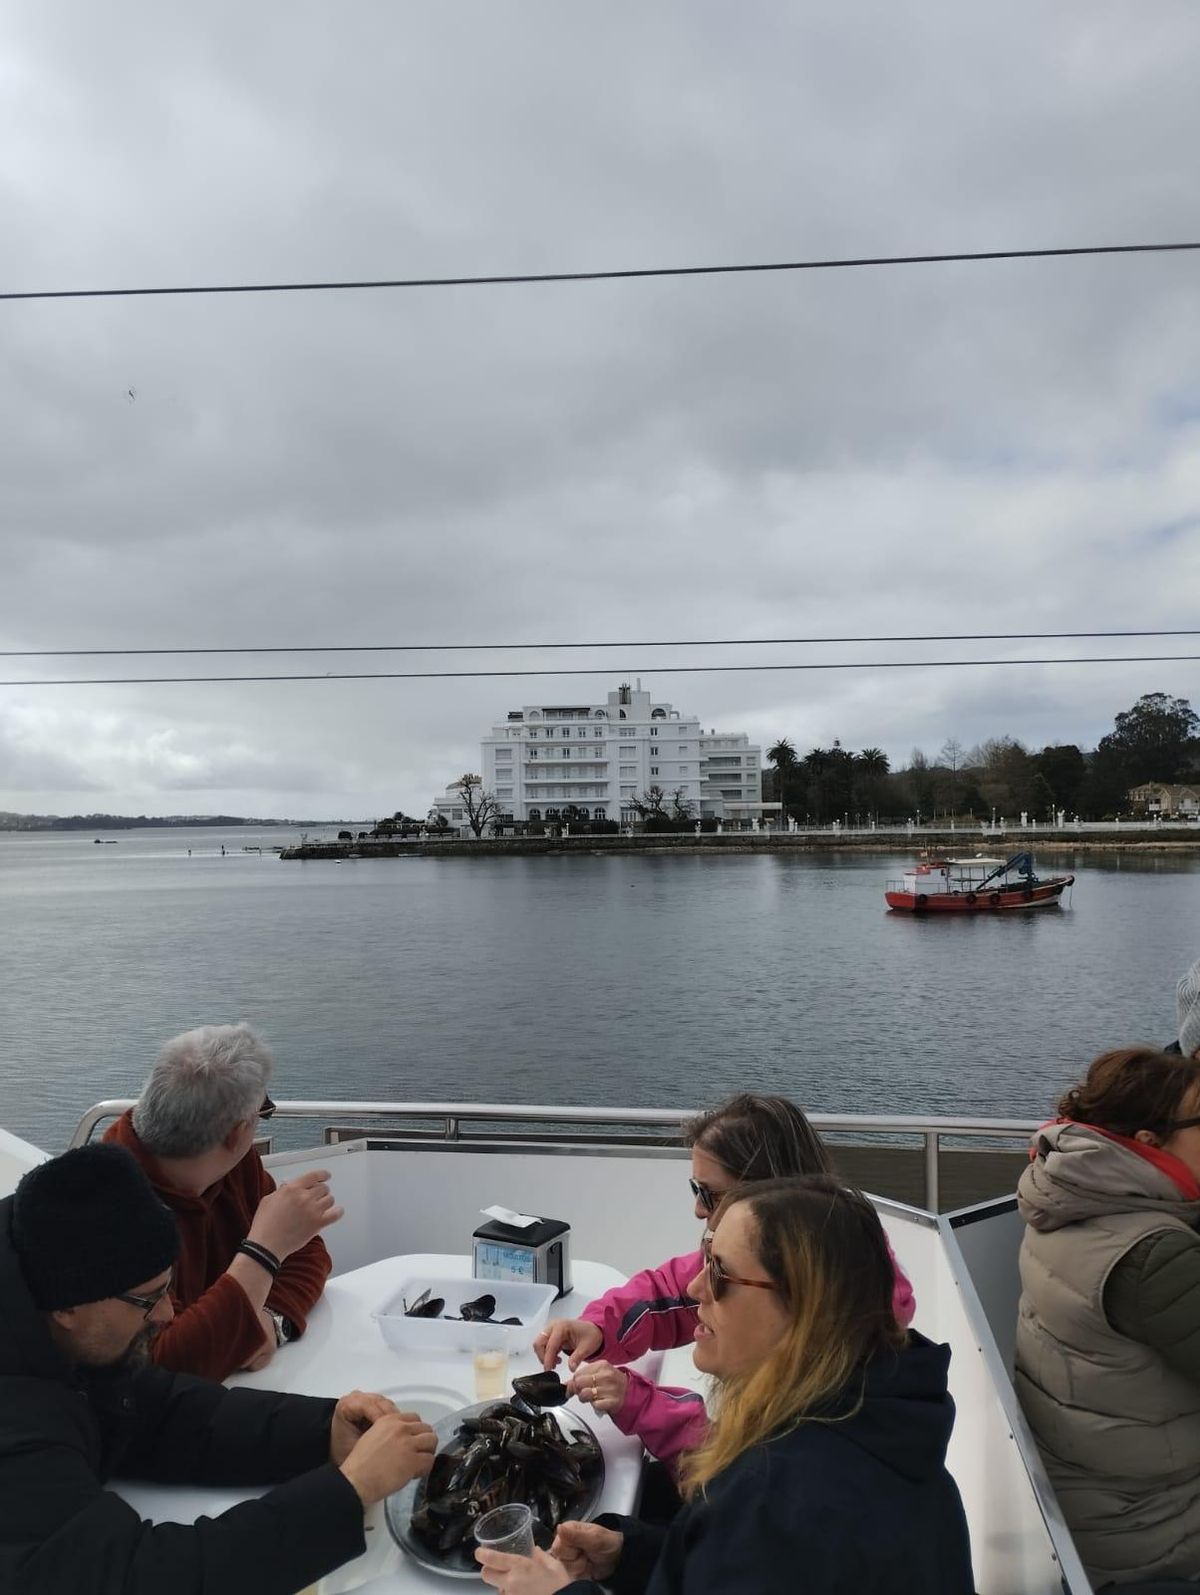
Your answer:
[540,1323,568,1370]
[410,1429,438,1452]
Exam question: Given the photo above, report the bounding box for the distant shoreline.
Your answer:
[281,829,1200,860]
[0,817,364,833]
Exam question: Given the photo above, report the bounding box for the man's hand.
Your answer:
[532,1316,603,1372]
[239,1309,277,1373]
[248,1169,343,1260]
[550,1521,623,1583]
[567,1360,628,1417]
[329,1389,401,1466]
[475,1547,572,1592]
[338,1413,437,1506]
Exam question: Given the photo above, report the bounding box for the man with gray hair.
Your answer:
[103,1023,338,1381]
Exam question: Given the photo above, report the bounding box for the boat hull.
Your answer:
[885,878,1072,912]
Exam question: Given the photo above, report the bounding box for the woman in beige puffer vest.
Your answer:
[1016,1046,1200,1590]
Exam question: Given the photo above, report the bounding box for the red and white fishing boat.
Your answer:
[885,851,1074,913]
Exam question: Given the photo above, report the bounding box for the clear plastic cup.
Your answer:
[474,1349,509,1401]
[474,1502,535,1558]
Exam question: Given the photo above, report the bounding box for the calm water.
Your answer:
[1,828,1197,1153]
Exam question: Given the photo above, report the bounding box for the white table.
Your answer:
[115,1255,653,1592]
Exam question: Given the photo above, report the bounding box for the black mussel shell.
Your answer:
[499,1316,522,1325]
[404,1295,445,1319]
[511,1371,569,1407]
[459,1292,498,1323]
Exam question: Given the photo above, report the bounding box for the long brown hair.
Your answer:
[682,1093,832,1182]
[679,1175,903,1499]
[1058,1047,1200,1139]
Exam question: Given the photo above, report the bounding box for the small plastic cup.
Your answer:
[474,1349,509,1401]
[474,1502,535,1559]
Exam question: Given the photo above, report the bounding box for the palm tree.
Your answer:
[767,738,799,825]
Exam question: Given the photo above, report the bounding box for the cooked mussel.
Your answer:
[459,1292,498,1322]
[511,1371,569,1407]
[403,1289,445,1319]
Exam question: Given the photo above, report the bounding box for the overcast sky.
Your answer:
[3,1,1199,819]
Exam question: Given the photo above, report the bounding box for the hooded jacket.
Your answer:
[1015,1120,1200,1587]
[580,1239,916,1477]
[103,1110,331,1381]
[0,1195,365,1595]
[563,1333,973,1595]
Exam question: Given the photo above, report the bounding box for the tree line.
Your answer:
[766,692,1200,824]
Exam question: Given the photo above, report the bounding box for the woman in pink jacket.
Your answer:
[533,1094,917,1479]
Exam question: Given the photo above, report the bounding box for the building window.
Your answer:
[650,727,657,737]
[650,766,659,776]
[529,809,541,820]
[528,729,538,739]
[593,728,604,738]
[530,750,539,760]
[594,709,607,719]
[577,728,587,738]
[561,728,571,738]
[593,807,606,820]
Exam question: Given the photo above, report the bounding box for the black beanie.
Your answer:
[11,1144,179,1311]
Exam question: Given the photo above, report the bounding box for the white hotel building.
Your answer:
[467,682,767,826]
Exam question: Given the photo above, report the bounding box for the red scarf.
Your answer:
[1036,1117,1200,1202]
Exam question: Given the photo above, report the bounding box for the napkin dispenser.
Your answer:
[472,1209,572,1299]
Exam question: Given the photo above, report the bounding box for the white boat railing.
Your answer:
[69,1100,1039,1211]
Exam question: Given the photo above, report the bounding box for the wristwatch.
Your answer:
[267,1309,296,1347]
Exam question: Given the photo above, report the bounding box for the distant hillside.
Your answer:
[0,812,359,832]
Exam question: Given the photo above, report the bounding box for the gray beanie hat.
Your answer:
[1179,958,1200,1060]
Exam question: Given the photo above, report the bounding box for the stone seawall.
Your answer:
[280,829,1200,860]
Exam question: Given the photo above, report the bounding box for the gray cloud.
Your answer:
[3,0,1200,818]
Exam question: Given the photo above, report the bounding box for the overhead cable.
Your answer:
[3,653,1198,687]
[3,240,1200,304]
[3,628,1199,658]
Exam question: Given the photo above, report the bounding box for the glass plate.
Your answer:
[384,1398,605,1580]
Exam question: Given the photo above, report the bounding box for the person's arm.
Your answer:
[579,1251,703,1363]
[0,1400,364,1595]
[887,1241,917,1330]
[267,1232,332,1336]
[146,1257,272,1381]
[1104,1227,1200,1380]
[609,1370,707,1477]
[118,1366,338,1486]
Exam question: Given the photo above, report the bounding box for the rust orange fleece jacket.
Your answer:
[103,1110,332,1380]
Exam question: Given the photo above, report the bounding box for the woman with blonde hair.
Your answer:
[534,1094,914,1482]
[481,1177,973,1594]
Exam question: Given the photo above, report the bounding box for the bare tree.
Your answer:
[627,785,668,820]
[669,786,696,823]
[450,773,503,838]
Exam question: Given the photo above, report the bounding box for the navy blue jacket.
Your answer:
[569,1333,974,1595]
[0,1196,365,1595]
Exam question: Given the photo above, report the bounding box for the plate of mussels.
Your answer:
[384,1371,605,1579]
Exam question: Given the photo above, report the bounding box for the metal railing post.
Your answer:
[923,1130,940,1211]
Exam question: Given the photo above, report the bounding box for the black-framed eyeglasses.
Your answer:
[701,1233,779,1303]
[116,1269,174,1320]
[689,1177,719,1215]
[1159,1115,1200,1136]
[258,1094,276,1121]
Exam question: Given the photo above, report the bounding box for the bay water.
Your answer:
[1,828,1197,1154]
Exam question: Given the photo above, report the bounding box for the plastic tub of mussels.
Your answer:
[374,1275,558,1354]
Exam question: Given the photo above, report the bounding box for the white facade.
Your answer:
[477,683,764,824]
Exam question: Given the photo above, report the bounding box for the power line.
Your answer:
[3,628,1199,659]
[2,654,1197,687]
[3,240,1200,305]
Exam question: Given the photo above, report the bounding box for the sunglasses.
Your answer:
[701,1233,778,1302]
[689,1177,720,1215]
[117,1269,174,1320]
[258,1094,277,1121]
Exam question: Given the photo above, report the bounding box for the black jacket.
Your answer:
[0,1196,365,1595]
[569,1333,974,1595]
